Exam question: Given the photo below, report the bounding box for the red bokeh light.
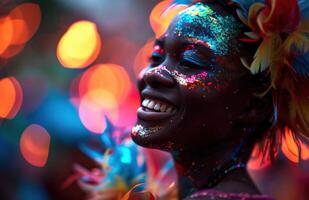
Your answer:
[20,124,50,167]
[8,3,41,45]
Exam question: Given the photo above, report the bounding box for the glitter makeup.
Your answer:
[147,65,228,92]
[172,2,242,55]
[132,124,162,137]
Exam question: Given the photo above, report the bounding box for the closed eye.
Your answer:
[180,58,205,70]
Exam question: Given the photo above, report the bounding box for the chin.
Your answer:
[131,87,184,150]
[131,122,175,151]
[131,104,183,151]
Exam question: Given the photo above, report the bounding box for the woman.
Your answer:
[131,0,309,199]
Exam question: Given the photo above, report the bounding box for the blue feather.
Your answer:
[293,51,309,76]
[298,0,309,19]
[231,0,264,18]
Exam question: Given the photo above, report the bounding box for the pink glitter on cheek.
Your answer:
[145,65,228,91]
[170,70,209,90]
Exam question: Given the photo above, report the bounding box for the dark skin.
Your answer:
[132,2,273,199]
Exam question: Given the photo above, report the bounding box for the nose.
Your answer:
[142,65,175,89]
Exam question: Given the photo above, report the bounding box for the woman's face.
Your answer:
[132,2,253,151]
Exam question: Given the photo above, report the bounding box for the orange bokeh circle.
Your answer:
[0,77,23,119]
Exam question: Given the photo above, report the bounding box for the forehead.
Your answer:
[167,2,243,55]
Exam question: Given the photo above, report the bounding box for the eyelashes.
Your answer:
[148,46,211,70]
[180,50,211,70]
[179,58,205,70]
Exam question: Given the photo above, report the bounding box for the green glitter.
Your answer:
[173,2,242,55]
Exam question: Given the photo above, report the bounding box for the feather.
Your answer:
[292,51,309,76]
[250,39,272,74]
[244,31,260,40]
[283,31,309,54]
[232,0,264,18]
[236,8,249,25]
[298,20,309,32]
[240,57,251,70]
[248,2,265,33]
[298,0,309,20]
[262,0,300,33]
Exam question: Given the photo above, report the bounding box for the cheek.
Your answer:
[171,69,230,96]
[174,73,238,143]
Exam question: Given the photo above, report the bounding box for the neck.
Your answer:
[171,139,255,199]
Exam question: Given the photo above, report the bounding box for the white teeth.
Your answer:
[166,107,173,113]
[142,98,176,113]
[142,99,149,107]
[154,103,161,111]
[148,100,155,109]
[160,104,167,112]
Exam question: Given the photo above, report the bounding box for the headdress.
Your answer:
[191,0,309,161]
[227,0,309,156]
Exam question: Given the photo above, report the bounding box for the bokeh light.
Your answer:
[20,124,50,167]
[114,86,140,127]
[134,38,154,78]
[79,63,131,104]
[0,44,25,59]
[0,3,41,59]
[57,21,101,69]
[150,0,188,37]
[8,3,41,45]
[281,129,309,163]
[78,90,118,134]
[0,16,13,54]
[0,77,23,119]
[76,63,138,133]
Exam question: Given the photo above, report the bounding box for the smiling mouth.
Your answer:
[137,98,177,121]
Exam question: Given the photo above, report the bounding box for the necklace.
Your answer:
[190,189,275,200]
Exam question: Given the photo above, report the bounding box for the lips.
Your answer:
[138,97,177,121]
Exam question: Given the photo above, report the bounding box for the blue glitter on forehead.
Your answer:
[173,2,242,55]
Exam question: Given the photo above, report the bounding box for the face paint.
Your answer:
[134,2,251,155]
[173,2,242,55]
[132,124,162,137]
[147,65,228,92]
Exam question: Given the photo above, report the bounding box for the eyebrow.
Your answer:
[185,38,212,52]
[154,36,215,60]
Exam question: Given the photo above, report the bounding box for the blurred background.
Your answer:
[0,0,308,199]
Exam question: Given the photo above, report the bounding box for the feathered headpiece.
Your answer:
[229,0,309,156]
